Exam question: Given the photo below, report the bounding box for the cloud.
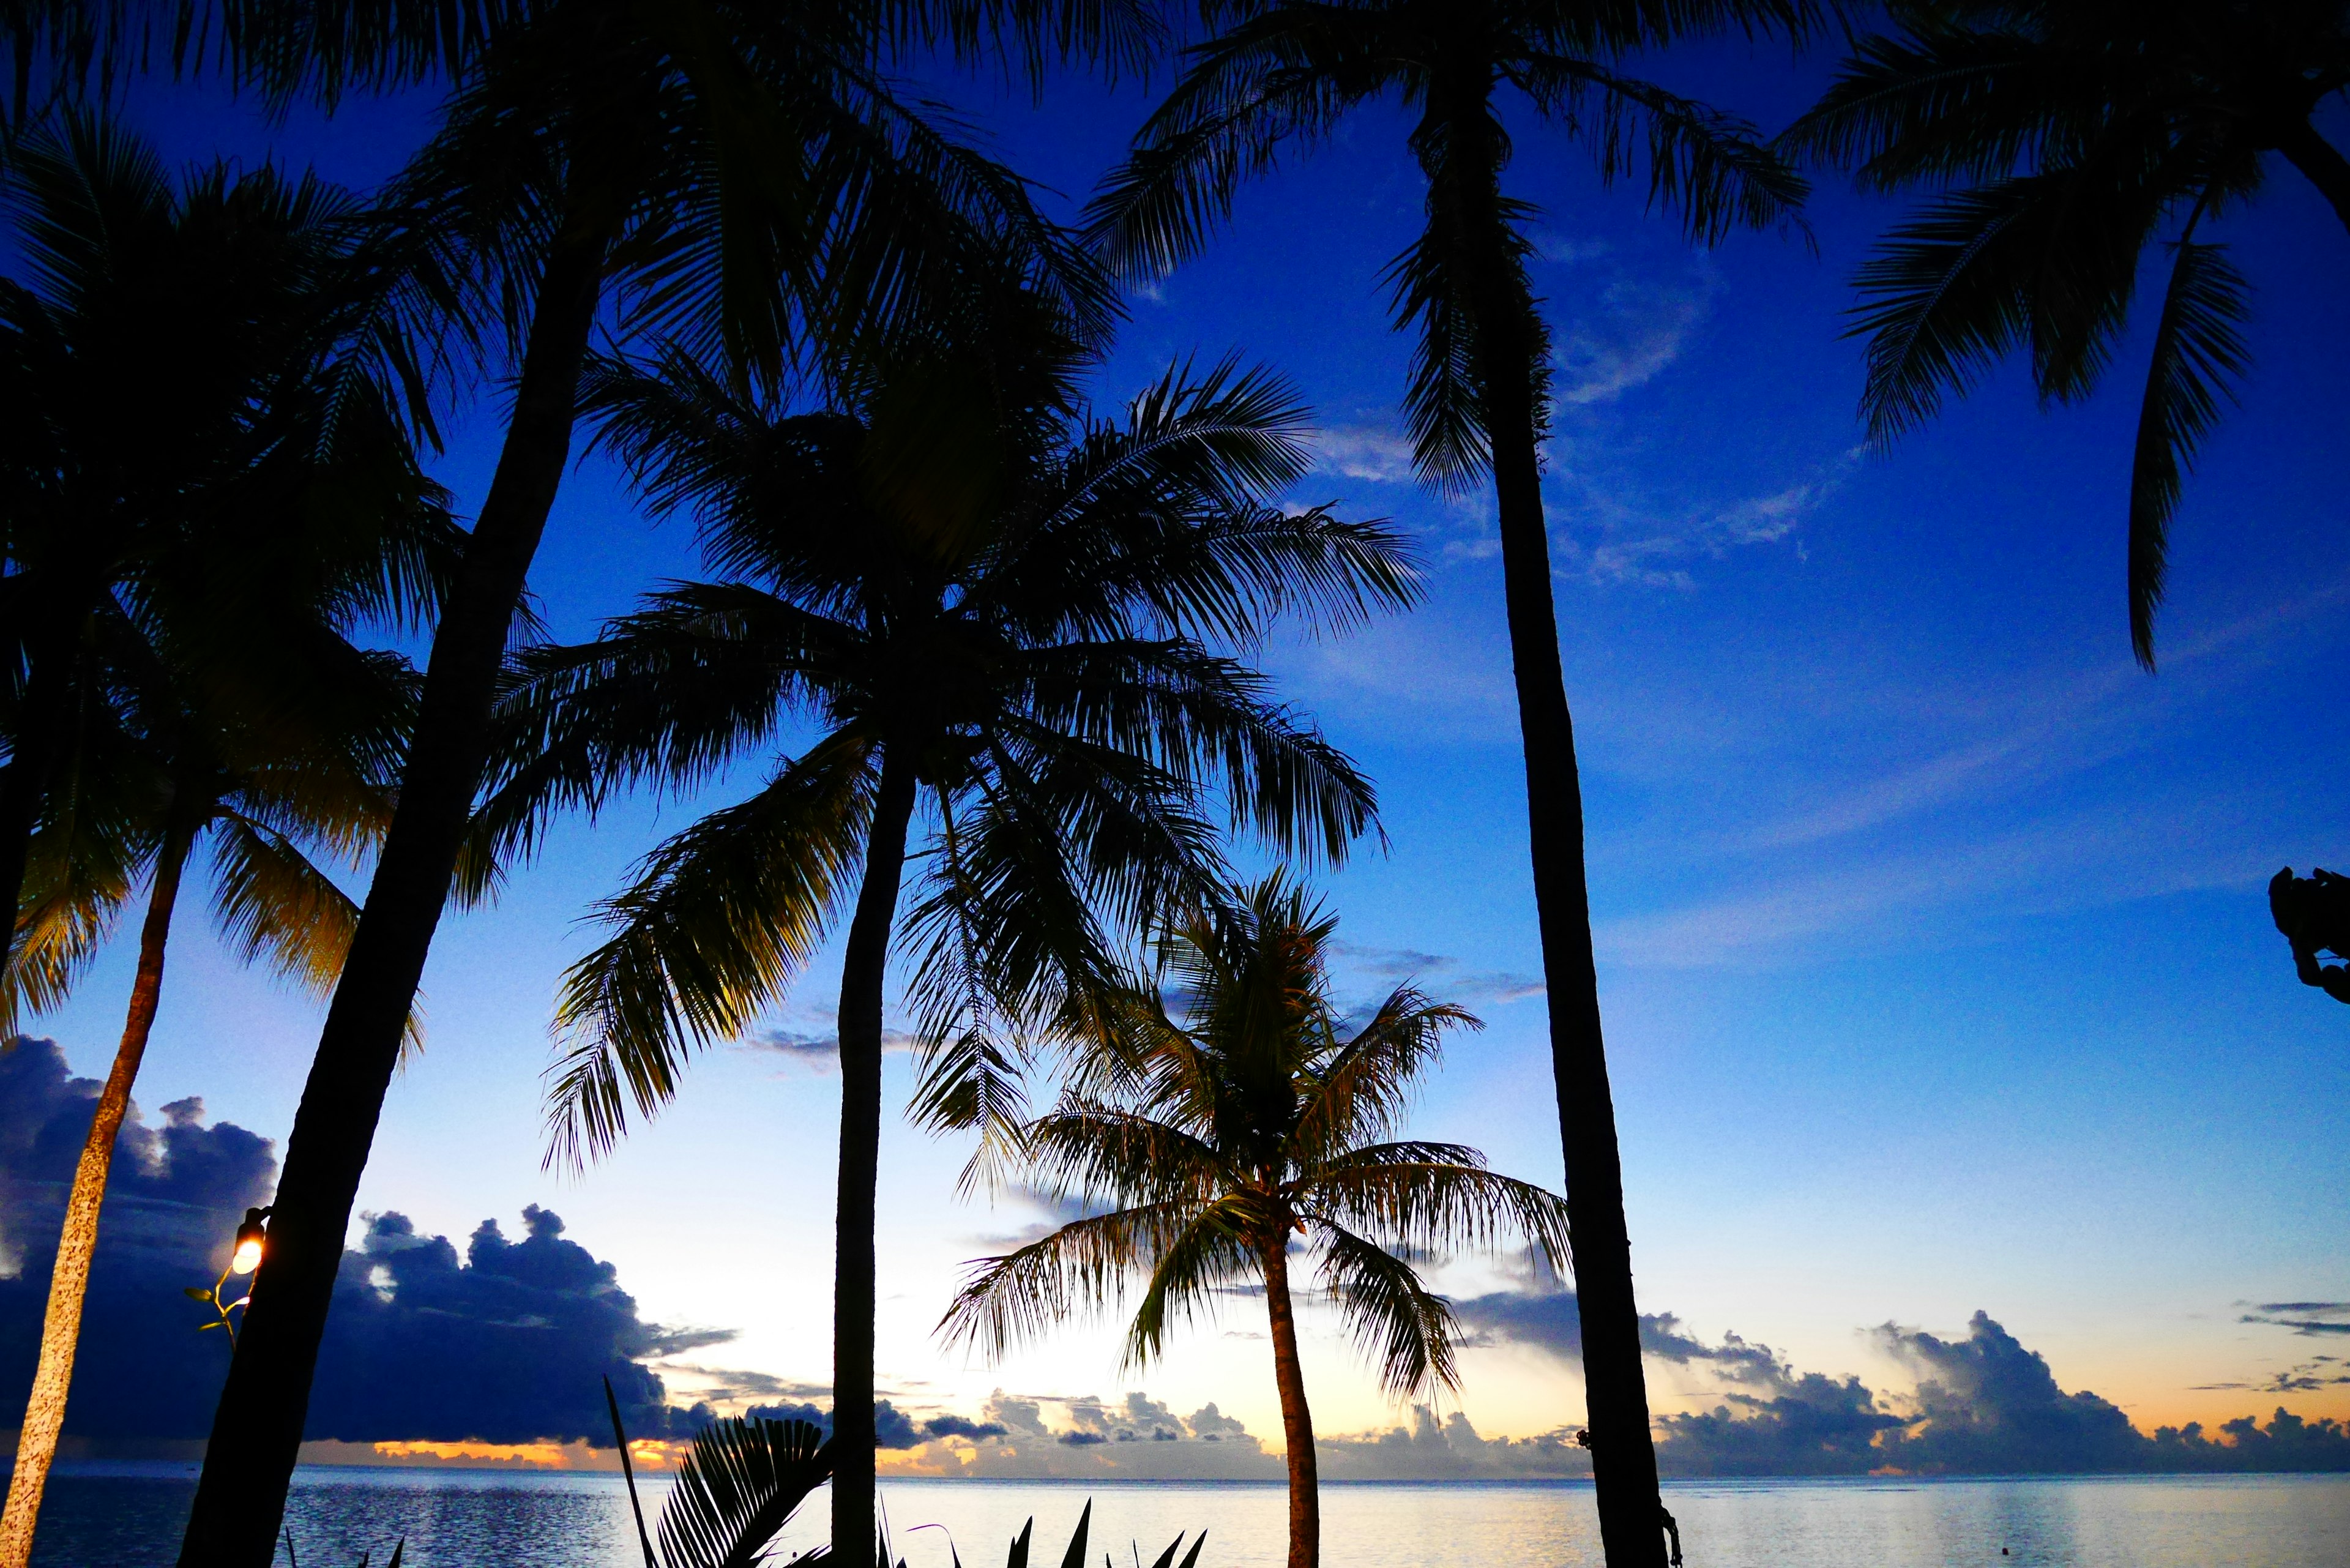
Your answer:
[1550,463,1847,591]
[743,1023,917,1070]
[0,1037,278,1446]
[1319,1403,1591,1479]
[304,1205,701,1446]
[1327,941,1545,1009]
[1554,269,1720,406]
[857,1389,1283,1479]
[2242,1302,2350,1337]
[1441,1274,2350,1476]
[1310,424,1419,486]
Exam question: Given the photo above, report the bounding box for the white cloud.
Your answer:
[1554,268,1721,407]
[1310,422,1420,485]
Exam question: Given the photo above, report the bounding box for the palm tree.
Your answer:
[479,310,1416,1557]
[0,115,451,1568]
[941,875,1571,1568]
[161,8,1149,1560]
[0,107,444,979]
[1084,6,1812,1559]
[0,599,414,1568]
[1781,1,2350,668]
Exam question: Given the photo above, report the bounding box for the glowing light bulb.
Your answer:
[231,1236,264,1274]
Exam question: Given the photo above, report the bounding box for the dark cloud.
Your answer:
[2241,1302,2350,1337]
[1453,1287,1581,1356]
[0,1040,707,1450]
[304,1205,691,1446]
[742,1024,916,1070]
[1326,941,1545,1009]
[0,1038,278,1446]
[922,1414,1009,1440]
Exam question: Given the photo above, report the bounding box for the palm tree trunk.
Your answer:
[175,216,610,1568]
[1259,1235,1319,1568]
[1438,94,1666,1568]
[830,749,919,1566]
[2276,121,2350,239]
[0,815,195,1568]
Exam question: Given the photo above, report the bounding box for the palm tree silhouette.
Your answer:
[942,875,1571,1568]
[1783,0,2350,668]
[1085,5,1812,1558]
[0,586,415,1568]
[160,8,1143,1558]
[480,302,1415,1555]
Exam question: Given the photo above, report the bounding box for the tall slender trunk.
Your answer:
[176,218,609,1568]
[0,815,195,1568]
[1259,1234,1319,1568]
[2276,121,2350,238]
[1432,77,1665,1568]
[830,749,919,1566]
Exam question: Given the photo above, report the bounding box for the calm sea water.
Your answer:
[28,1465,2350,1568]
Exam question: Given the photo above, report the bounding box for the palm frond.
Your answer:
[2127,233,2250,670]
[938,1197,1240,1362]
[1301,1159,1571,1274]
[543,733,875,1171]
[1313,1219,1461,1399]
[655,1415,832,1568]
[1514,53,1810,245]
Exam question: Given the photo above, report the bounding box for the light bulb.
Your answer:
[231,1237,264,1274]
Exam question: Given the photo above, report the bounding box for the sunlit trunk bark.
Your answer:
[1261,1235,1319,1568]
[176,211,610,1568]
[830,749,919,1566]
[0,813,196,1568]
[1427,55,1666,1568]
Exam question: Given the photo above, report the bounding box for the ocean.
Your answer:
[28,1465,2350,1568]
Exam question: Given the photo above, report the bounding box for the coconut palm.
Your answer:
[1780,1,2350,668]
[0,602,414,1568]
[1085,5,1813,1559]
[0,108,445,981]
[165,7,1145,1559]
[942,875,1570,1568]
[476,307,1413,1555]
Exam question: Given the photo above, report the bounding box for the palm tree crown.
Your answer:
[480,299,1416,1555]
[503,337,1416,1165]
[942,875,1570,1568]
[1782,0,2350,668]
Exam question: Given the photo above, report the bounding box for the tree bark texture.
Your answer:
[1434,77,1666,1568]
[175,222,609,1568]
[0,818,195,1568]
[829,749,919,1566]
[1260,1234,1320,1568]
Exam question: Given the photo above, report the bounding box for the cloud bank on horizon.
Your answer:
[2,1039,2343,1476]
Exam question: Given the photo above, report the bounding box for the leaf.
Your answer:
[2125,235,2250,668]
[1146,1536,1184,1568]
[653,1415,832,1568]
[1009,1518,1034,1568]
[185,1287,215,1302]
[1058,1503,1092,1568]
[198,1321,225,1331]
[1176,1535,1207,1568]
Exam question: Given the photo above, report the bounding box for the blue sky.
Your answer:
[19,31,2350,1458]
